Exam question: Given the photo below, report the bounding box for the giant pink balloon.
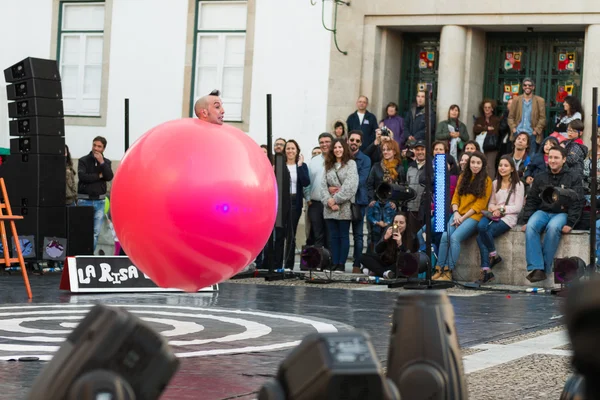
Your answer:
[110,119,277,292]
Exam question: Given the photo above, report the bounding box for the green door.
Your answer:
[483,32,584,134]
[399,34,440,116]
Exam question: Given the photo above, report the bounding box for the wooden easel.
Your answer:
[0,178,32,299]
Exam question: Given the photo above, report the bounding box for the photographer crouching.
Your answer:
[521,145,583,283]
[359,212,419,279]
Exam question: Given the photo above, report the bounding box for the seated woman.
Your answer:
[475,155,525,283]
[433,151,492,281]
[360,212,418,279]
[551,95,583,141]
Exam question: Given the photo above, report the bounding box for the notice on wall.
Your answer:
[61,256,218,293]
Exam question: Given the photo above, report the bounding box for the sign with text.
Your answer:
[62,256,218,293]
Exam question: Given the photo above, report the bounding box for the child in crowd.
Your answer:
[367,197,396,252]
[561,119,588,176]
[524,136,559,186]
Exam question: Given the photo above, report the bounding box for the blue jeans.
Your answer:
[476,217,511,268]
[525,210,567,273]
[326,219,351,265]
[351,205,367,266]
[437,215,479,270]
[77,199,105,250]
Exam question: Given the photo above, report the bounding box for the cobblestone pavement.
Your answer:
[0,273,570,399]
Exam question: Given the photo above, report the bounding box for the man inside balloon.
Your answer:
[194,89,225,125]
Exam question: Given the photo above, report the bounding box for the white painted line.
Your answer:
[463,330,570,373]
[0,304,339,360]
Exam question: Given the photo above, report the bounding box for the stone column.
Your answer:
[581,24,600,145]
[436,25,467,125]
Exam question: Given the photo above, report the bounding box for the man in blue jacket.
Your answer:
[346,96,378,151]
[347,130,372,273]
[78,136,114,251]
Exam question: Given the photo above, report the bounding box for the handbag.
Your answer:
[483,132,499,152]
[484,186,513,222]
[334,169,362,221]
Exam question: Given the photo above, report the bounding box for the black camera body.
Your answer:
[541,185,578,213]
[380,126,389,137]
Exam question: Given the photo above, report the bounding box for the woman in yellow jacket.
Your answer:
[433,151,492,281]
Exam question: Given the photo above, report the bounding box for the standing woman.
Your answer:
[435,104,469,161]
[379,102,404,145]
[65,145,77,206]
[366,139,406,207]
[276,140,310,270]
[473,99,501,177]
[321,139,359,272]
[433,151,492,281]
[475,156,524,283]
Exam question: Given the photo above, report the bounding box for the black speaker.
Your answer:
[9,116,65,136]
[8,98,64,118]
[67,206,94,256]
[274,153,290,229]
[1,154,66,207]
[7,206,67,259]
[4,57,60,83]
[10,136,65,155]
[6,78,63,100]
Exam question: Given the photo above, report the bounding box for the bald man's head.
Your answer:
[194,93,225,125]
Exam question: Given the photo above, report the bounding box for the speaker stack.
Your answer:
[2,57,67,260]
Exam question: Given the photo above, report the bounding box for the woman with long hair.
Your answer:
[475,155,525,283]
[366,139,405,207]
[321,138,359,271]
[65,145,77,206]
[274,139,310,270]
[473,99,501,177]
[360,212,418,279]
[433,151,492,281]
[435,104,469,160]
[553,95,583,138]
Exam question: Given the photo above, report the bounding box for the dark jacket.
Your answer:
[366,162,407,203]
[402,104,436,147]
[291,163,310,215]
[563,138,588,178]
[375,225,419,265]
[524,137,557,179]
[354,151,372,206]
[347,110,378,151]
[77,152,114,199]
[363,142,382,165]
[522,165,584,228]
[380,115,404,145]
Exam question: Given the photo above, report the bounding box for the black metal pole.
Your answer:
[590,87,598,271]
[405,89,453,290]
[424,90,434,283]
[266,94,273,165]
[124,98,130,152]
[265,94,276,275]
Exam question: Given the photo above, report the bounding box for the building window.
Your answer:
[193,1,247,121]
[57,1,105,117]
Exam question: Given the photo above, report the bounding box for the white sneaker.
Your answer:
[383,270,396,279]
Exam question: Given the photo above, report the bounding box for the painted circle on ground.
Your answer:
[0,304,341,361]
